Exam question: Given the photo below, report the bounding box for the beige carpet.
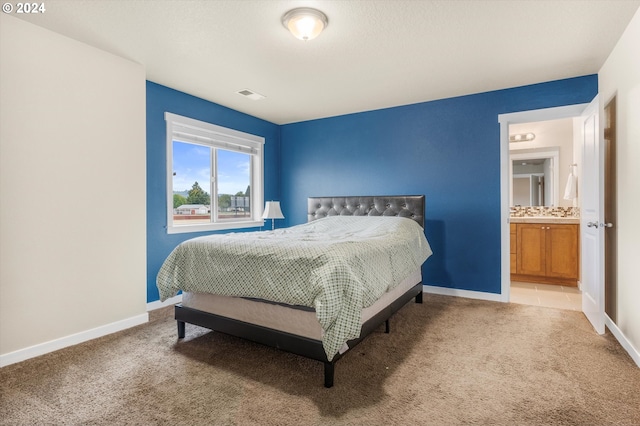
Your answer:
[1,294,638,425]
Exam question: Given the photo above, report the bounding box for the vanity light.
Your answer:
[282,7,328,41]
[509,133,536,143]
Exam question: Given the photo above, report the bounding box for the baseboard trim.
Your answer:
[422,285,503,302]
[7,293,635,371]
[605,315,640,368]
[0,313,149,368]
[146,294,182,311]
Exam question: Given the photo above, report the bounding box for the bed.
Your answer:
[157,195,432,387]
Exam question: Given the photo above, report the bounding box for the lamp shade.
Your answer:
[262,201,284,219]
[282,8,328,41]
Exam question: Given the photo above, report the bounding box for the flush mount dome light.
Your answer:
[282,7,328,41]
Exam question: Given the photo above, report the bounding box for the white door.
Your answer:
[543,159,553,205]
[529,175,540,206]
[580,96,605,334]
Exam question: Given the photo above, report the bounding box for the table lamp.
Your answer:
[262,201,284,230]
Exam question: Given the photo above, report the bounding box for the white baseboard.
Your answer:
[605,315,640,368]
[0,313,149,368]
[422,284,503,302]
[146,294,182,311]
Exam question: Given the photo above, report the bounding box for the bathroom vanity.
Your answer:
[510,217,580,286]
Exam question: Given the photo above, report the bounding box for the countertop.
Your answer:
[510,217,580,224]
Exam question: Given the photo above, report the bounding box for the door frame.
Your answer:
[498,103,589,302]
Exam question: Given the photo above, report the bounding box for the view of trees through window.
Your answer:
[172,141,252,225]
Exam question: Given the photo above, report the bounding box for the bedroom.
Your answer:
[1,1,639,421]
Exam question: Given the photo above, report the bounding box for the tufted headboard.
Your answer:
[307,195,425,228]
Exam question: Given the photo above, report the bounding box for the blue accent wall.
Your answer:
[146,81,281,302]
[279,75,597,294]
[145,76,596,302]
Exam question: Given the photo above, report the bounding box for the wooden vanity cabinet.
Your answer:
[512,223,579,286]
[516,224,546,277]
[510,224,517,272]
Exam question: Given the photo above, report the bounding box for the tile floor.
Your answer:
[510,281,582,311]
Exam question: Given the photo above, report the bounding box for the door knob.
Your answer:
[600,222,613,228]
[587,222,599,228]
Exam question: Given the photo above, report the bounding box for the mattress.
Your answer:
[158,215,432,360]
[181,268,422,349]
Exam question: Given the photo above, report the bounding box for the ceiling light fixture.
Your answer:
[509,132,535,143]
[282,7,328,41]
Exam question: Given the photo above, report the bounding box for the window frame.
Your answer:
[165,112,265,234]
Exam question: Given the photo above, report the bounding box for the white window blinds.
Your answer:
[165,112,263,154]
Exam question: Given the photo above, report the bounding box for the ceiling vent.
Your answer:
[236,89,265,101]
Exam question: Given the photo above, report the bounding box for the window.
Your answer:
[165,112,264,234]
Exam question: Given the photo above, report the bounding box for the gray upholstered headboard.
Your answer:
[307,195,425,228]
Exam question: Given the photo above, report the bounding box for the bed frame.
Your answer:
[174,195,426,387]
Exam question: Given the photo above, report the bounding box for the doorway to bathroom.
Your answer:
[498,103,591,311]
[507,117,582,311]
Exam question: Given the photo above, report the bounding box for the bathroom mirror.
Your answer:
[510,148,559,207]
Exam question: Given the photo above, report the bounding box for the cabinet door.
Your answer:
[510,224,517,271]
[545,224,579,279]
[516,224,546,276]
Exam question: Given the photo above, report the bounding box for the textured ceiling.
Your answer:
[14,0,640,124]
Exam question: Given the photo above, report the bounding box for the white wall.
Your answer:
[0,15,147,364]
[598,8,640,360]
[510,118,575,207]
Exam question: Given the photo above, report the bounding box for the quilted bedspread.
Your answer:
[156,215,432,360]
